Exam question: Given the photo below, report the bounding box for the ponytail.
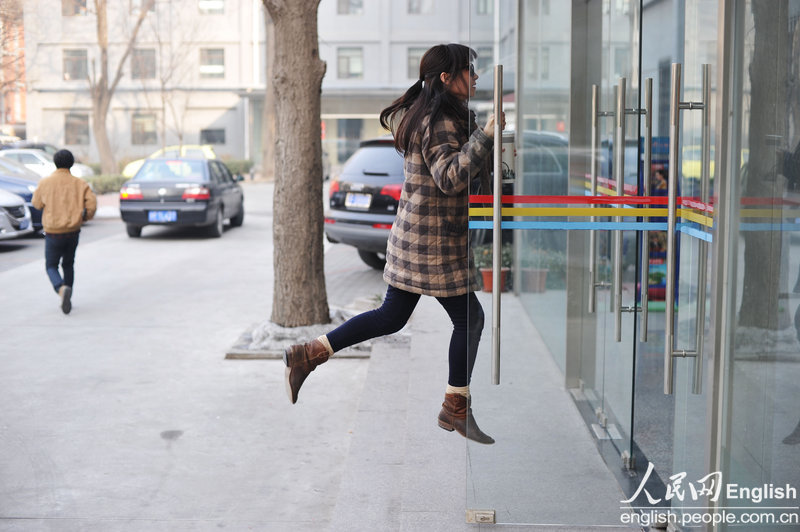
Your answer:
[380,44,476,154]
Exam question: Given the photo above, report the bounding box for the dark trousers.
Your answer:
[326,285,485,387]
[44,231,80,293]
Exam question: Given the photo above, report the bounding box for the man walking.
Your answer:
[32,149,96,314]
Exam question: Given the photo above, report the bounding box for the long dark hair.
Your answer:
[379,43,476,153]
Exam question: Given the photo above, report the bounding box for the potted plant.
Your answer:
[520,248,567,293]
[473,242,513,293]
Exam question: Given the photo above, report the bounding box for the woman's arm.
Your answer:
[422,119,493,196]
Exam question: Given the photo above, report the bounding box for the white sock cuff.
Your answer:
[316,335,334,356]
[446,384,470,397]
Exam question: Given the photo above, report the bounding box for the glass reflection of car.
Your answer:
[324,136,401,270]
[0,188,33,240]
[0,157,42,231]
[119,158,244,238]
[0,148,95,178]
[122,144,217,178]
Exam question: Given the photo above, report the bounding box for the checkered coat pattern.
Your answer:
[383,114,493,297]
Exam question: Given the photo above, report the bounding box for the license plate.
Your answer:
[148,210,177,223]
[345,193,372,210]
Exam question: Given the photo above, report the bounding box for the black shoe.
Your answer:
[59,285,72,314]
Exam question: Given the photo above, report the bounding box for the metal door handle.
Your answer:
[640,78,653,342]
[588,84,615,314]
[589,85,599,314]
[491,64,503,385]
[613,79,626,342]
[664,63,710,395]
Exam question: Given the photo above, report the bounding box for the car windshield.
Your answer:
[134,160,207,182]
[344,145,404,176]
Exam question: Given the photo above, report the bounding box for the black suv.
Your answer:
[324,136,402,270]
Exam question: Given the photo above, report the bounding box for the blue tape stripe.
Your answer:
[468,221,668,231]
[677,223,713,242]
[740,222,800,232]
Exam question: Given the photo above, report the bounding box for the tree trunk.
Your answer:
[261,10,276,181]
[738,0,790,329]
[91,0,153,174]
[263,0,329,327]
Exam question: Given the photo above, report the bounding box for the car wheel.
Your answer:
[208,208,224,238]
[357,249,386,270]
[126,224,142,238]
[229,202,244,227]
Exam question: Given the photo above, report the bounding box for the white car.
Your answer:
[0,188,33,240]
[0,148,95,178]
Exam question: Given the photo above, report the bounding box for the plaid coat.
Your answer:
[383,114,493,297]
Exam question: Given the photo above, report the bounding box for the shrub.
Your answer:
[472,243,513,269]
[223,159,254,177]
[85,174,129,194]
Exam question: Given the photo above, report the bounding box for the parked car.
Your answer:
[0,188,33,240]
[0,158,41,230]
[0,148,95,178]
[119,157,244,238]
[122,144,217,178]
[324,136,403,270]
[325,132,532,270]
[0,141,59,156]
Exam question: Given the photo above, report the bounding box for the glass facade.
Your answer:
[465,0,800,528]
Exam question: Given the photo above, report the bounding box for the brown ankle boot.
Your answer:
[283,339,331,404]
[437,393,495,444]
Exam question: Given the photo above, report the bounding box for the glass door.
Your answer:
[589,0,642,469]
[715,1,800,529]
[464,0,638,526]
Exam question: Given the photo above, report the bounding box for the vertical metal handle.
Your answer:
[664,64,709,395]
[614,78,626,342]
[491,64,503,385]
[664,63,681,394]
[693,64,711,394]
[589,84,599,314]
[640,78,653,342]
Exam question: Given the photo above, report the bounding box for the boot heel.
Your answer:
[283,347,291,367]
[438,419,454,432]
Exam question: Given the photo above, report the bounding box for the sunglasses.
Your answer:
[465,64,476,76]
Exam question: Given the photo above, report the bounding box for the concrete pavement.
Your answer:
[0,182,635,531]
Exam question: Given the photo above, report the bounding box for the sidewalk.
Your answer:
[311,229,633,530]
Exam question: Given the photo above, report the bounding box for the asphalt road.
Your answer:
[0,182,384,531]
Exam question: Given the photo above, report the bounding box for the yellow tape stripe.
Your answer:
[740,208,800,219]
[470,207,668,217]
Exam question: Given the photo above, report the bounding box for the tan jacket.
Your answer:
[383,114,493,297]
[32,168,97,234]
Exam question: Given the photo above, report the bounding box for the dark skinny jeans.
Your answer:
[44,231,80,293]
[326,285,484,387]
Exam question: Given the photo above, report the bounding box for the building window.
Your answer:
[525,45,538,80]
[407,0,432,14]
[199,48,225,78]
[132,49,156,80]
[63,49,88,80]
[65,114,90,145]
[337,0,363,15]
[130,0,155,13]
[476,46,493,76]
[62,0,87,16]
[407,47,426,79]
[200,128,226,145]
[132,113,157,145]
[541,47,549,80]
[198,0,224,14]
[337,47,363,79]
[476,0,492,15]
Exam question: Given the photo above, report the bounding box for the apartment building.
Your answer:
[22,0,503,170]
